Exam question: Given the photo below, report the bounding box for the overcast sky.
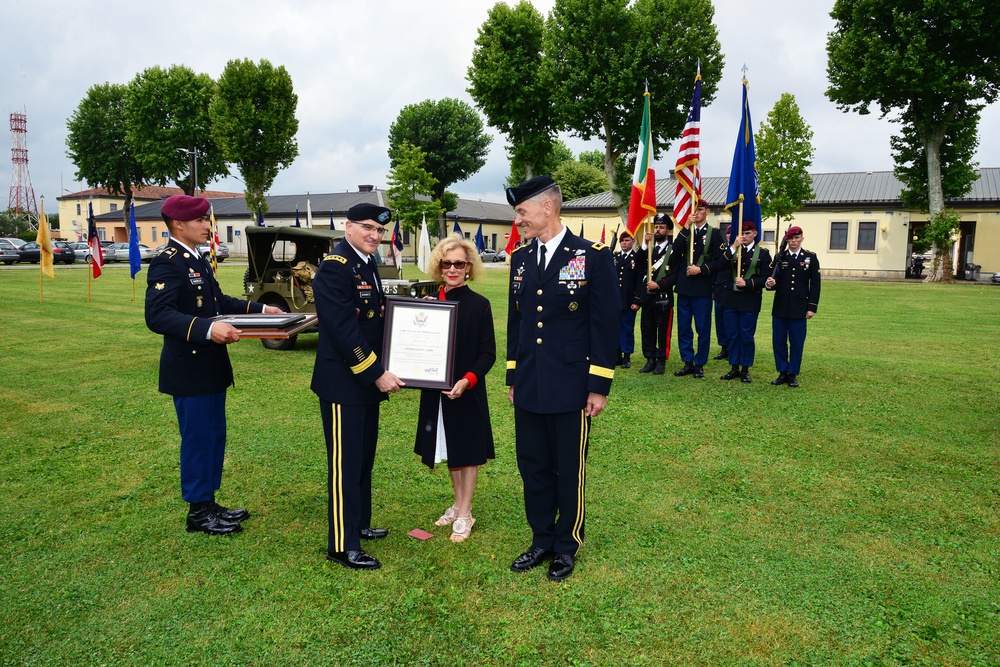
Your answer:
[2,0,997,210]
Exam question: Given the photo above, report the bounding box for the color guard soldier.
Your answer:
[765,225,821,388]
[505,176,619,581]
[718,222,772,382]
[311,203,405,569]
[614,231,639,368]
[636,213,677,374]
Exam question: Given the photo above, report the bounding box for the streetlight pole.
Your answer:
[176,147,199,197]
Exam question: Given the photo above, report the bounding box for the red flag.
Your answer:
[626,88,657,236]
[504,220,520,255]
[600,224,606,244]
[673,68,703,228]
[88,202,103,279]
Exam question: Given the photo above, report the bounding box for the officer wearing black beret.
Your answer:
[145,194,281,535]
[505,176,619,581]
[311,202,405,570]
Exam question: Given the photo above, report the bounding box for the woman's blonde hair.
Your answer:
[428,233,484,282]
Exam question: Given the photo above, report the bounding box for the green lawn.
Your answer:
[1,263,997,666]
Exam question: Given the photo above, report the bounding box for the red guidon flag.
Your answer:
[88,201,103,279]
[673,66,703,229]
[626,88,657,237]
[503,220,520,255]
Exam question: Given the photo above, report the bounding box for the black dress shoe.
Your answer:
[787,374,799,388]
[547,553,575,581]
[622,354,631,369]
[674,362,694,376]
[616,353,623,367]
[741,368,752,383]
[359,527,388,540]
[328,549,381,570]
[186,503,242,535]
[653,360,665,375]
[720,365,740,380]
[639,359,656,373]
[213,502,249,523]
[771,372,789,385]
[693,365,705,379]
[712,347,729,360]
[510,547,552,573]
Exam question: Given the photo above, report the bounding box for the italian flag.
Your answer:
[626,89,657,237]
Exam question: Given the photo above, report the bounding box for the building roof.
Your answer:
[57,185,243,201]
[563,167,1000,211]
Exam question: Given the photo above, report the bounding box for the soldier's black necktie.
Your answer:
[538,244,547,279]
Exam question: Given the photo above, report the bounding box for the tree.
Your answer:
[385,141,445,243]
[211,58,299,217]
[66,82,147,226]
[388,98,492,236]
[546,0,723,220]
[826,0,1000,281]
[507,139,574,187]
[125,65,228,195]
[756,93,815,250]
[468,1,557,182]
[579,149,631,206]
[551,161,610,201]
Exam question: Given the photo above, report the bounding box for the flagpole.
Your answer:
[737,197,745,277]
[87,263,92,302]
[646,215,653,283]
[39,263,43,303]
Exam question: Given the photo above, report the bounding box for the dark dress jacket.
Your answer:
[414,286,496,469]
[614,249,639,309]
[635,241,678,308]
[770,248,821,319]
[145,239,263,397]
[310,238,388,406]
[506,229,619,414]
[671,223,728,299]
[719,243,773,313]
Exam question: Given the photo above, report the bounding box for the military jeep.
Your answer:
[242,225,438,350]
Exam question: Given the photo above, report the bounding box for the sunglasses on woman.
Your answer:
[440,260,469,270]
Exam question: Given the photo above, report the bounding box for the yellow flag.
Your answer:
[36,201,54,279]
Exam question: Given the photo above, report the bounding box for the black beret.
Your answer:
[653,212,674,229]
[506,175,558,206]
[347,203,392,225]
[162,195,210,221]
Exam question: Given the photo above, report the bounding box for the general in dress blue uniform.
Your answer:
[504,176,619,582]
[311,203,405,570]
[145,195,272,536]
[765,225,821,388]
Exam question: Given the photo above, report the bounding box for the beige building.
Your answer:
[562,169,1000,281]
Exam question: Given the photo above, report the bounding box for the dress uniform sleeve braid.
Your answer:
[586,244,620,395]
[313,257,384,384]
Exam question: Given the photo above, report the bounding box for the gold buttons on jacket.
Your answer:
[536,289,543,296]
[537,322,543,328]
[536,306,543,312]
[536,338,542,344]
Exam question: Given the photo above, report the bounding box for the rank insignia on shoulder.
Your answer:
[511,244,526,254]
[591,242,607,251]
[324,254,348,264]
[155,282,165,290]
[161,247,177,258]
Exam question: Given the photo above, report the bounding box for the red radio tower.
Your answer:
[8,111,38,216]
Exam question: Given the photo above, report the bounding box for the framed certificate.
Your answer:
[382,296,457,390]
[210,313,318,339]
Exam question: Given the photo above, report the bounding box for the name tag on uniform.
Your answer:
[189,271,204,286]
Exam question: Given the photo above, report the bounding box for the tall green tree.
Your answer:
[210,58,299,217]
[385,141,445,244]
[826,0,1000,281]
[755,93,815,250]
[507,139,574,187]
[388,98,492,236]
[125,65,228,195]
[66,82,147,226]
[578,149,631,206]
[546,0,723,220]
[467,1,556,182]
[551,160,609,201]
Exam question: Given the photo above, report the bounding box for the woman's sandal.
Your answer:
[450,516,475,542]
[435,506,459,526]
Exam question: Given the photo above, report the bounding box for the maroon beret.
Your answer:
[162,195,210,221]
[785,225,803,239]
[741,221,756,231]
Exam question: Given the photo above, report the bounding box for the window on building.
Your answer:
[76,203,81,215]
[719,222,731,239]
[151,227,157,243]
[98,228,106,241]
[110,203,118,212]
[830,222,848,250]
[226,227,233,243]
[857,221,877,251]
[763,230,775,243]
[403,230,411,245]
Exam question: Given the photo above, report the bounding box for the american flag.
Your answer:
[673,68,703,229]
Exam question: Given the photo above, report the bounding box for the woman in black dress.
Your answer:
[414,234,496,542]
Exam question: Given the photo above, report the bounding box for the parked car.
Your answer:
[196,241,230,262]
[111,242,157,263]
[1,237,27,249]
[0,239,18,264]
[18,241,76,264]
[480,249,500,262]
[68,242,117,264]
